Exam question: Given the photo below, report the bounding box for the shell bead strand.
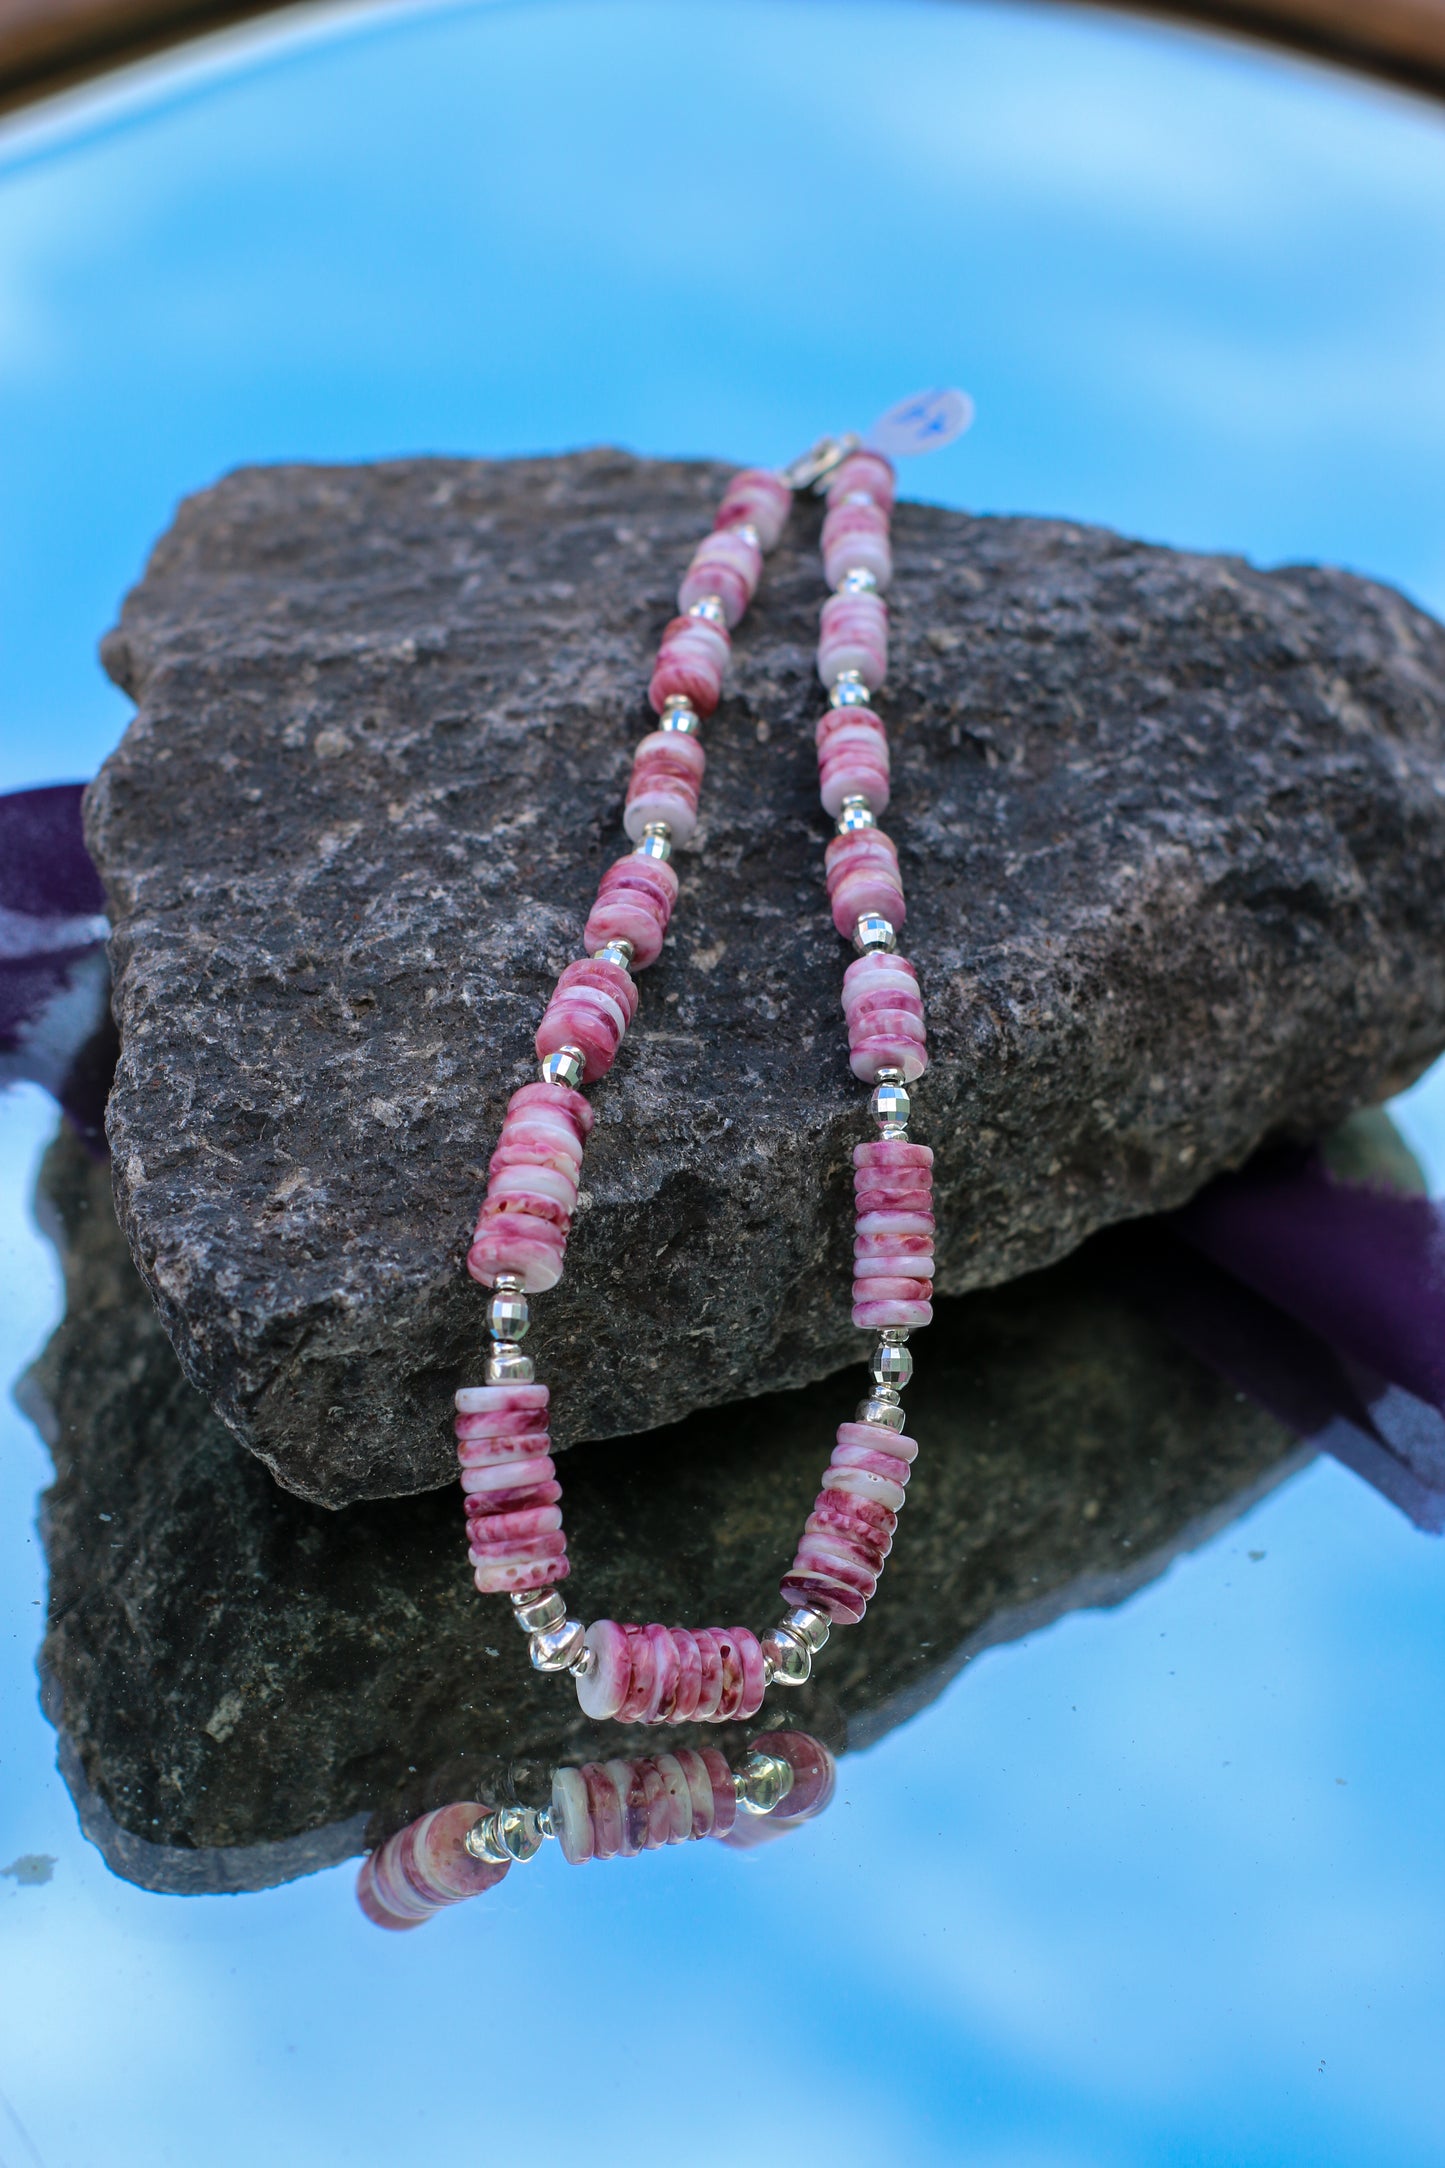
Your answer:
[456,432,941,1718]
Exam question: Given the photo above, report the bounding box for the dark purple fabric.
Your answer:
[0,782,104,918]
[1174,1149,1445,1418]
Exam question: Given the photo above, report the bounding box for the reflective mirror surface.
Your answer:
[3,3,1445,2163]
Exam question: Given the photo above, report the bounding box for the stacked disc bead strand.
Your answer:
[777,446,932,1644]
[456,462,796,1676]
[357,1732,835,1928]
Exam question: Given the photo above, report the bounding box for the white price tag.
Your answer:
[863,388,974,459]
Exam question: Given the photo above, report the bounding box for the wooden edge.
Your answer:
[1,0,1444,129]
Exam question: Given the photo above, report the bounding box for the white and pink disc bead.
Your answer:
[817,589,888,692]
[624,728,705,844]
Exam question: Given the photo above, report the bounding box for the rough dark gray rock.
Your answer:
[87,452,1445,1503]
[22,1124,1301,1891]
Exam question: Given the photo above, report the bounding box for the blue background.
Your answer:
[1,4,1444,2162]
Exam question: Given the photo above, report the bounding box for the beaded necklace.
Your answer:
[454,406,965,1765]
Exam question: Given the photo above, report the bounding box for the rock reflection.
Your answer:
[17,1122,1307,1896]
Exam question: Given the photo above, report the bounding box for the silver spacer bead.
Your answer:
[785,1605,831,1652]
[465,1804,549,1865]
[592,937,635,970]
[530,1618,587,1672]
[734,1751,796,1816]
[856,1393,908,1432]
[837,566,880,595]
[830,670,872,709]
[870,1072,911,1132]
[511,1587,566,1634]
[688,594,726,624]
[836,794,876,834]
[539,1045,585,1089]
[853,915,897,954]
[634,822,673,864]
[735,522,761,548]
[871,1337,914,1390]
[759,1622,812,1687]
[486,1342,535,1384]
[487,1285,530,1341]
[569,1640,596,1678]
[659,697,700,735]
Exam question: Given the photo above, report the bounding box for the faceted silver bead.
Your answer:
[734,1751,796,1817]
[487,1286,530,1341]
[836,794,876,834]
[539,1046,585,1089]
[659,697,700,735]
[829,669,872,708]
[856,1393,907,1432]
[870,1075,911,1131]
[785,1605,831,1652]
[466,1804,549,1865]
[687,594,726,624]
[759,1623,811,1687]
[871,1338,914,1390]
[486,1342,535,1384]
[511,1587,566,1634]
[634,823,673,864]
[838,566,880,594]
[853,915,897,954]
[529,1618,587,1672]
[735,522,761,548]
[592,938,635,970]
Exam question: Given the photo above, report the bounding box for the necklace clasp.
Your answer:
[777,432,860,494]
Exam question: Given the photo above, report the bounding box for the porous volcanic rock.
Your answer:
[22,1125,1301,1893]
[87,452,1445,1502]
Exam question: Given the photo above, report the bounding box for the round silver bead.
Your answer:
[785,1604,831,1652]
[634,823,673,864]
[870,1075,911,1130]
[856,1393,907,1431]
[592,938,635,970]
[759,1622,811,1686]
[486,1342,535,1385]
[529,1618,587,1672]
[487,1286,530,1340]
[734,1751,796,1816]
[659,697,700,735]
[539,1046,585,1089]
[838,566,880,595]
[871,1338,914,1390]
[687,594,726,624]
[511,1587,566,1634]
[466,1804,548,1865]
[830,669,873,709]
[836,795,876,834]
[853,915,897,955]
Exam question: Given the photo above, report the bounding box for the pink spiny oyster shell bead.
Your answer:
[841,951,927,1083]
[714,467,791,551]
[550,1747,736,1863]
[583,852,679,968]
[648,613,731,718]
[454,1384,569,1592]
[624,727,705,844]
[678,527,763,626]
[852,1140,934,1326]
[535,956,636,1082]
[356,1803,508,1930]
[468,1084,593,1292]
[817,589,888,691]
[816,705,890,818]
[780,1422,919,1624]
[822,499,892,592]
[574,1621,767,1724]
[825,827,906,937]
[825,450,896,513]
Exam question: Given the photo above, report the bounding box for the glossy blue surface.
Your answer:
[1,4,1444,2163]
